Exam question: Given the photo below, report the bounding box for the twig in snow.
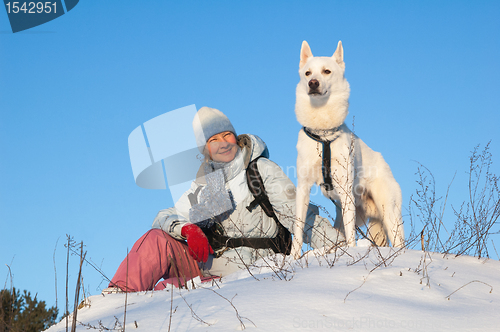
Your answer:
[79,316,122,331]
[123,248,129,332]
[199,286,256,330]
[178,291,212,326]
[168,282,173,332]
[344,270,373,303]
[446,280,493,300]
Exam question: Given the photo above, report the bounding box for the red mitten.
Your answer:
[181,223,214,263]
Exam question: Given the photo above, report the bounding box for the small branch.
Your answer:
[178,291,212,327]
[71,242,86,332]
[78,316,122,330]
[344,271,371,303]
[199,287,256,330]
[168,282,174,332]
[492,240,500,260]
[53,237,60,311]
[446,280,493,300]
[66,236,71,332]
[123,248,129,332]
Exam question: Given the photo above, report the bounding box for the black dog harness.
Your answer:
[303,126,341,191]
[303,127,379,246]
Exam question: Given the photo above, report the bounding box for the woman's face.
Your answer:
[206,131,238,163]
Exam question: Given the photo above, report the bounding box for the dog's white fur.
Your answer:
[290,41,404,258]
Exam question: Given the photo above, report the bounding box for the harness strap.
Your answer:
[303,127,339,191]
[306,127,375,245]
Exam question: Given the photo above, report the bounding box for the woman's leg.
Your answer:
[109,229,202,292]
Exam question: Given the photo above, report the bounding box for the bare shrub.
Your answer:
[450,142,500,258]
[407,163,454,252]
[408,142,500,258]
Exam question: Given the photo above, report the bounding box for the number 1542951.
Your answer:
[5,2,57,14]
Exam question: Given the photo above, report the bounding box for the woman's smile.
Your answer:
[206,131,238,163]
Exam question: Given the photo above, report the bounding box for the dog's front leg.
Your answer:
[340,192,356,247]
[336,161,357,247]
[291,180,312,259]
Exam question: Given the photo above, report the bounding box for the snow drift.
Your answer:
[46,247,500,331]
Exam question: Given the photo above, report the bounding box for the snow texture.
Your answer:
[46,247,500,331]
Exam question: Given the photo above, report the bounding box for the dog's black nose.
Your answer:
[308,79,319,89]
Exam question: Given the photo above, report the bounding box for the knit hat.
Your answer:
[192,107,236,151]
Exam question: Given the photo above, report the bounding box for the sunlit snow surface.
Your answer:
[46,247,500,331]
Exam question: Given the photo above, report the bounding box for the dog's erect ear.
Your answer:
[333,40,345,70]
[300,41,313,69]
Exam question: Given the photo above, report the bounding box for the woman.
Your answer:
[104,107,344,293]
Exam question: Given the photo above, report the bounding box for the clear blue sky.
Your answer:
[1,1,499,314]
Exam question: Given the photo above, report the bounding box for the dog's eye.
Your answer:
[323,69,331,74]
[305,71,311,76]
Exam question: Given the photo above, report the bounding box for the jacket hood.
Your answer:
[238,134,269,167]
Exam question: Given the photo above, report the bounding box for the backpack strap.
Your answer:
[245,156,292,255]
[246,156,276,218]
[190,156,292,255]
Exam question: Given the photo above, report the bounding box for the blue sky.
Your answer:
[1,1,499,314]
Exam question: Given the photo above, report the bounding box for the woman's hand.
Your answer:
[181,223,214,262]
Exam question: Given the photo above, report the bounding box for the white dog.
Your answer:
[290,40,404,258]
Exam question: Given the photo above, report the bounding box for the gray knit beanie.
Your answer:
[192,107,236,151]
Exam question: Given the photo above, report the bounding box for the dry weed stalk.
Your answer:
[71,241,86,332]
[408,142,499,258]
[79,316,123,331]
[168,283,174,332]
[451,142,500,258]
[199,287,256,330]
[178,291,212,327]
[445,280,493,300]
[342,246,405,302]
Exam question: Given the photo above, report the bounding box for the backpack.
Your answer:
[192,156,292,255]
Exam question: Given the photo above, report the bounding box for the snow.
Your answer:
[45,247,500,331]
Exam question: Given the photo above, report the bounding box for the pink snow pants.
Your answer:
[109,229,202,292]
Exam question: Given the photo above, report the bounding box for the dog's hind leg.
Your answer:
[367,218,388,247]
[380,193,405,248]
[386,212,405,248]
[369,176,405,247]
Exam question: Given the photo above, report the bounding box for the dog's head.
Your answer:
[297,40,347,102]
[295,40,350,129]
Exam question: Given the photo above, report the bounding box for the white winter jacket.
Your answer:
[152,134,343,276]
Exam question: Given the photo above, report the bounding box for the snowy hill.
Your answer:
[46,247,500,331]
